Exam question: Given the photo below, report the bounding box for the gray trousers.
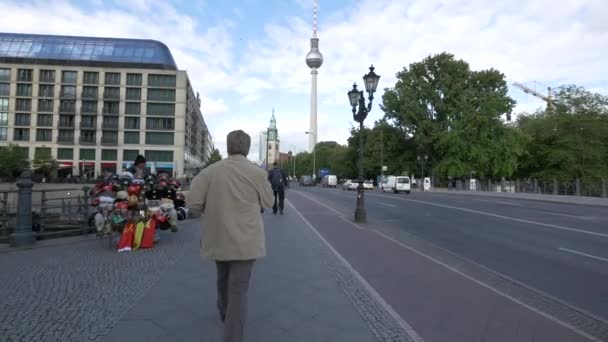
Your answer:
[216,260,255,342]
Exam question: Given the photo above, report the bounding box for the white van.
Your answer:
[327,175,338,188]
[423,177,431,191]
[381,176,411,194]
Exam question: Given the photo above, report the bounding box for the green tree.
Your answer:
[206,148,222,168]
[382,52,525,179]
[32,156,59,179]
[0,144,30,178]
[516,86,608,181]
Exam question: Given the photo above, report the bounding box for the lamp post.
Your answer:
[265,128,270,170]
[348,65,381,223]
[305,131,316,182]
[417,154,428,191]
[289,144,297,179]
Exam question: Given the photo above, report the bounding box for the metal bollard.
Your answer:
[10,171,36,247]
[602,178,607,198]
[575,178,581,196]
[553,179,558,195]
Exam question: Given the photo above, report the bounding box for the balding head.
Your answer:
[227,130,251,157]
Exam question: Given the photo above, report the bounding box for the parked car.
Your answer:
[381,175,411,193]
[342,179,352,190]
[363,180,374,190]
[300,175,313,187]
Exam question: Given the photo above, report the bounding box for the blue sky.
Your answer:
[1,0,607,160]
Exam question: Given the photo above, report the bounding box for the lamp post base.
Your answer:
[354,187,367,223]
[10,232,36,247]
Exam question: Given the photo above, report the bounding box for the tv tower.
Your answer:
[305,0,323,152]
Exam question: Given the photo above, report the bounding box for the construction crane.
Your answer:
[512,82,554,110]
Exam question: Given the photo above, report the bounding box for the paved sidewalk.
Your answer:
[429,188,608,206]
[0,206,405,341]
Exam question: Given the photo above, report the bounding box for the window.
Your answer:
[126,88,141,101]
[0,68,10,82]
[145,132,174,145]
[148,74,176,87]
[36,129,52,142]
[0,83,9,96]
[103,101,119,115]
[16,84,32,97]
[146,117,174,130]
[82,86,98,99]
[125,117,140,130]
[81,101,98,114]
[80,115,97,129]
[83,72,98,85]
[80,130,96,144]
[17,69,32,82]
[145,150,174,162]
[58,130,74,143]
[103,87,120,99]
[147,88,175,102]
[123,149,139,161]
[0,98,8,111]
[57,148,73,160]
[39,70,55,83]
[60,85,76,98]
[146,103,174,116]
[59,100,75,113]
[125,102,140,115]
[0,112,7,126]
[34,147,52,159]
[62,71,77,84]
[80,149,96,160]
[124,131,140,144]
[0,127,7,141]
[38,99,54,112]
[16,99,31,111]
[101,149,117,161]
[59,115,75,128]
[102,116,118,129]
[126,73,142,86]
[102,131,118,144]
[14,128,29,141]
[14,113,30,126]
[105,72,121,85]
[38,84,54,98]
[37,114,53,127]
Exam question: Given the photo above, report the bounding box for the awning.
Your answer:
[79,161,95,167]
[101,162,116,168]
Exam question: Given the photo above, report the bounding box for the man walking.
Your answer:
[268,162,288,215]
[188,130,274,342]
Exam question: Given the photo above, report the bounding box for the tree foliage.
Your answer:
[381,52,525,179]
[515,86,608,181]
[0,144,30,178]
[206,148,222,168]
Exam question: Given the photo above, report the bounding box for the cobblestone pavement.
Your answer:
[1,205,413,341]
[0,230,190,342]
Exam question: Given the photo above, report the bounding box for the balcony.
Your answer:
[59,107,76,114]
[102,121,119,130]
[79,135,96,145]
[82,93,98,100]
[56,135,75,145]
[58,121,75,129]
[60,92,76,99]
[101,137,118,146]
[80,121,97,129]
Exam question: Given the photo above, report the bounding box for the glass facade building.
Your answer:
[0,33,212,178]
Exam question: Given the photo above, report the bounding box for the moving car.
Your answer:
[363,180,374,190]
[381,175,411,193]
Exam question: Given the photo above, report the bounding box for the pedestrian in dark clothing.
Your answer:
[127,154,147,178]
[268,162,288,215]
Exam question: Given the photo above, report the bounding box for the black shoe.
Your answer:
[280,210,283,215]
[217,302,225,323]
[273,211,277,215]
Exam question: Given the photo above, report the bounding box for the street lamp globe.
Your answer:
[347,83,361,109]
[363,65,381,94]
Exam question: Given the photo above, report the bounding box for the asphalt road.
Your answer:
[287,185,608,342]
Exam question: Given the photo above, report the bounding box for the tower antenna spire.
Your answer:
[313,0,318,37]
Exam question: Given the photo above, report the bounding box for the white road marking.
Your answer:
[367,193,608,238]
[377,201,397,208]
[559,248,608,263]
[285,199,426,342]
[289,193,597,341]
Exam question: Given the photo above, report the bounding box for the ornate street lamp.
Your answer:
[348,65,381,223]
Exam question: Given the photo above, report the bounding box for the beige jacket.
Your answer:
[187,155,274,261]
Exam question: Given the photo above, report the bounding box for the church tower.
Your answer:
[266,108,280,167]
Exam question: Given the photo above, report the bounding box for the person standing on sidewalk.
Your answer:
[268,162,288,215]
[188,130,274,342]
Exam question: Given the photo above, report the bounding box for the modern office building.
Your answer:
[0,32,212,179]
